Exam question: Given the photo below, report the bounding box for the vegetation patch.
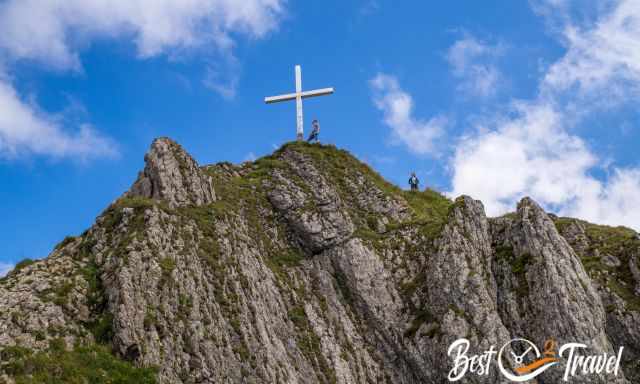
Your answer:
[100,196,160,235]
[494,245,531,301]
[275,142,453,252]
[512,253,532,299]
[81,256,113,344]
[53,280,75,306]
[55,236,77,251]
[87,312,115,345]
[6,259,36,277]
[354,226,383,243]
[176,294,193,323]
[404,308,437,339]
[0,340,157,383]
[555,218,640,313]
[287,304,337,383]
[403,189,454,240]
[399,270,427,308]
[495,245,514,261]
[144,307,158,330]
[585,223,640,312]
[553,217,575,234]
[203,159,306,289]
[275,141,400,204]
[159,257,176,277]
[265,249,304,282]
[333,269,355,308]
[511,253,532,275]
[421,323,441,338]
[288,306,308,328]
[608,279,640,312]
[448,304,466,319]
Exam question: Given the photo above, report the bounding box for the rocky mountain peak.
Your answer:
[127,137,215,208]
[0,138,638,383]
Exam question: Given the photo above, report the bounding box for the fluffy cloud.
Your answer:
[450,102,598,215]
[565,168,640,229]
[0,0,285,159]
[369,2,640,229]
[450,98,640,229]
[203,58,240,100]
[370,73,446,155]
[0,78,117,159]
[446,36,504,98]
[448,1,640,230]
[544,0,640,97]
[0,0,286,70]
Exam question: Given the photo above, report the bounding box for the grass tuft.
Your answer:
[1,342,157,383]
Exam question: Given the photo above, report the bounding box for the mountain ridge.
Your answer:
[1,137,638,383]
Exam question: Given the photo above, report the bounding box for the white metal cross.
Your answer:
[265,65,334,141]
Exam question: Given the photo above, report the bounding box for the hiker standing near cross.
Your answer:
[265,65,334,141]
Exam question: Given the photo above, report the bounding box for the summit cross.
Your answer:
[265,65,334,141]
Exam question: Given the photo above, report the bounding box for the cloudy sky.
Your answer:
[1,0,639,273]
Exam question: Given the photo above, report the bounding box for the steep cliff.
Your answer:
[0,138,638,383]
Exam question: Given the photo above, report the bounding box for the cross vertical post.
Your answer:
[295,65,303,141]
[265,65,334,141]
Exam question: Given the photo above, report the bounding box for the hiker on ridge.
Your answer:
[308,119,320,143]
[409,172,419,191]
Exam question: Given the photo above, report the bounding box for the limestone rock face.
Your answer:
[0,239,92,352]
[1,139,638,383]
[492,198,623,383]
[127,137,215,208]
[554,215,640,383]
[266,149,355,253]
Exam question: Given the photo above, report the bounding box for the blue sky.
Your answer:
[1,0,639,274]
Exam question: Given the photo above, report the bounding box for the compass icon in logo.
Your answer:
[498,338,559,382]
[511,345,534,365]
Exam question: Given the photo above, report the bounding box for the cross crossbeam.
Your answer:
[264,88,335,104]
[265,65,334,140]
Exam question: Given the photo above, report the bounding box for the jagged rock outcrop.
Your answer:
[1,138,638,383]
[0,239,92,350]
[554,215,640,382]
[491,198,624,383]
[127,137,215,208]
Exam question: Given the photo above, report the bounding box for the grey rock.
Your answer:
[629,254,640,291]
[493,197,624,383]
[127,137,215,208]
[266,149,354,253]
[603,254,622,268]
[1,139,636,384]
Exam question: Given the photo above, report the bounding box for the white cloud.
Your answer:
[365,3,640,229]
[370,73,446,155]
[0,79,117,159]
[0,262,14,277]
[450,101,597,213]
[447,0,640,230]
[204,73,238,100]
[564,168,640,229]
[0,0,285,160]
[0,0,286,71]
[543,0,640,98]
[450,98,640,230]
[203,58,240,100]
[446,36,504,98]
